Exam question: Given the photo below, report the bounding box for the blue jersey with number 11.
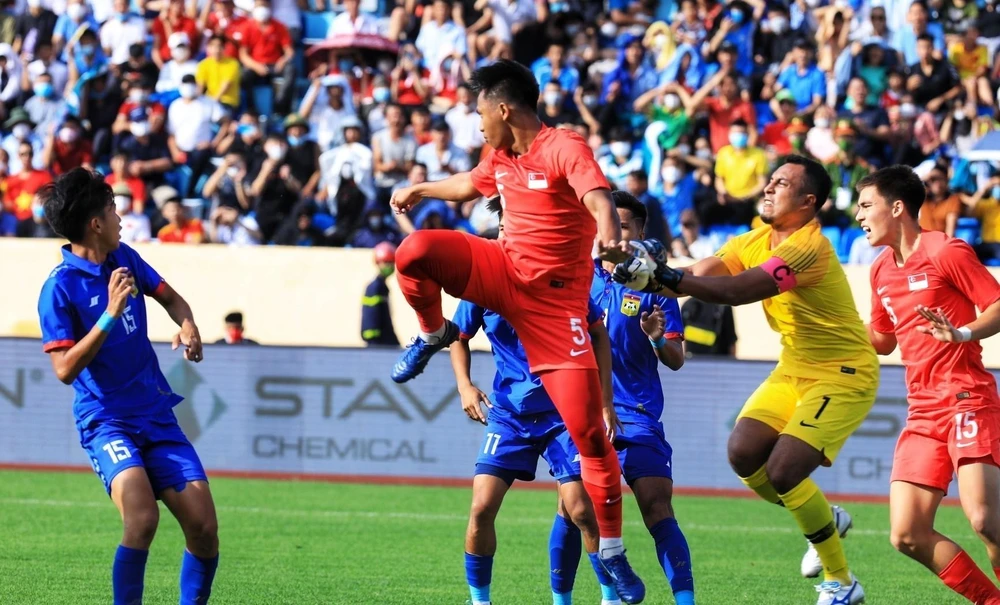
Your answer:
[453,299,604,417]
[37,243,182,427]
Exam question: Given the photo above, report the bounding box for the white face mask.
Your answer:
[610,141,631,158]
[954,108,966,121]
[900,103,917,119]
[114,196,132,213]
[58,127,79,144]
[677,143,691,156]
[815,118,831,129]
[696,147,712,160]
[266,145,285,161]
[172,47,191,62]
[662,165,681,184]
[253,6,271,22]
[179,83,198,99]
[663,94,681,111]
[129,89,147,104]
[227,166,241,178]
[654,33,668,49]
[770,16,788,34]
[600,22,617,38]
[130,121,150,137]
[67,3,86,21]
[543,91,561,106]
[12,124,31,140]
[27,0,41,7]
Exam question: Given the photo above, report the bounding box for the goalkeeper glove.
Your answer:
[611,239,685,293]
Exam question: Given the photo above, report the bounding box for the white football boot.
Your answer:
[802,505,854,578]
[816,573,865,605]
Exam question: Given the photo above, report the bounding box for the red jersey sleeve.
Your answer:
[869,260,895,334]
[936,238,1000,312]
[469,149,498,198]
[552,130,610,200]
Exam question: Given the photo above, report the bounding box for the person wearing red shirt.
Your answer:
[388,60,645,602]
[857,166,1000,605]
[151,0,201,68]
[106,150,148,208]
[238,0,296,115]
[5,142,52,234]
[760,90,798,157]
[684,68,757,153]
[44,117,94,176]
[157,198,205,244]
[200,0,246,59]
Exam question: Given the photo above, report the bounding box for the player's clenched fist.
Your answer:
[106,268,134,318]
[390,186,421,215]
[640,304,666,341]
[459,384,492,424]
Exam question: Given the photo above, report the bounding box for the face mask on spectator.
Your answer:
[173,47,191,62]
[59,127,79,143]
[814,118,830,129]
[677,143,691,156]
[237,123,258,137]
[377,59,395,74]
[117,11,129,21]
[770,16,788,33]
[265,144,285,161]
[287,135,302,147]
[730,9,744,24]
[227,166,241,178]
[253,6,271,22]
[993,185,1000,201]
[653,33,668,49]
[663,94,681,111]
[33,204,45,219]
[900,103,917,119]
[373,87,390,103]
[954,108,966,121]
[130,121,150,137]
[179,83,198,99]
[27,0,41,7]
[582,94,598,108]
[696,147,712,159]
[67,3,86,21]
[34,82,53,98]
[610,141,631,158]
[729,132,748,149]
[79,45,96,58]
[543,91,561,106]
[130,89,148,104]
[13,124,31,140]
[662,165,680,184]
[600,22,617,38]
[115,196,132,213]
[368,215,382,230]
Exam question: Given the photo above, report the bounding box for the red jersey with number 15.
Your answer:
[470,126,610,291]
[869,232,1000,420]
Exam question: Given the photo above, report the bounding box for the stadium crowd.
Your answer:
[3,0,1000,263]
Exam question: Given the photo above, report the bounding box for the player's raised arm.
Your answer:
[390,172,481,214]
[149,281,203,363]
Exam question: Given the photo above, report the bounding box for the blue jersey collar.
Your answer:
[60,244,106,276]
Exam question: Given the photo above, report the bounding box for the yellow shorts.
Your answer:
[737,371,877,464]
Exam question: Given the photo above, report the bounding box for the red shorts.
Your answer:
[461,234,596,373]
[891,407,1000,492]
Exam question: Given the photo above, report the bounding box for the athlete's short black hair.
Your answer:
[612,190,647,230]
[468,59,539,110]
[39,167,113,243]
[856,164,925,219]
[783,154,833,214]
[486,196,503,219]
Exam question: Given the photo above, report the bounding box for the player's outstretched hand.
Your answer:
[173,323,204,363]
[915,305,961,343]
[640,304,666,341]
[390,185,421,215]
[106,268,134,318]
[459,384,492,424]
[596,239,634,264]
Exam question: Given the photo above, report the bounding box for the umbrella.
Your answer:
[306,32,399,60]
[966,131,1000,162]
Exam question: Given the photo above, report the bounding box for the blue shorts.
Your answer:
[614,419,674,485]
[79,409,207,497]
[475,409,581,485]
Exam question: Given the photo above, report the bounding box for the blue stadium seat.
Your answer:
[312,213,336,232]
[821,226,842,255]
[955,217,982,246]
[165,166,193,200]
[987,258,1000,267]
[840,227,865,263]
[706,224,749,242]
[302,12,334,45]
[252,86,275,119]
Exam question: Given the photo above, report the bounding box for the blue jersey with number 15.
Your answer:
[37,243,182,427]
[453,299,604,417]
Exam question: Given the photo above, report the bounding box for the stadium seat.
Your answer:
[302,12,334,45]
[821,227,841,255]
[955,217,982,246]
[987,258,1000,267]
[165,166,193,201]
[312,213,336,232]
[252,86,275,120]
[706,224,749,241]
[840,227,865,263]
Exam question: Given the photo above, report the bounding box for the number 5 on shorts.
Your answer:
[102,440,132,464]
[570,318,586,346]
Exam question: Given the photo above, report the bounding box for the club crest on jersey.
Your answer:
[907,273,928,291]
[621,293,641,317]
[527,172,548,189]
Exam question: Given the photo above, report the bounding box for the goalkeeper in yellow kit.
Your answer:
[600,156,877,605]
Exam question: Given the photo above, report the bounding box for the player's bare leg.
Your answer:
[631,477,694,604]
[465,474,511,605]
[957,461,1000,574]
[890,480,1000,604]
[110,467,160,605]
[554,484,621,605]
[161,481,220,604]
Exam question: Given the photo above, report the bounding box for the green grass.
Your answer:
[0,470,991,604]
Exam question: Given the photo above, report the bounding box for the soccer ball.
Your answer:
[622,240,656,291]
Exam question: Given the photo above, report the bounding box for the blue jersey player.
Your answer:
[36,169,219,605]
[449,197,635,605]
[588,191,696,605]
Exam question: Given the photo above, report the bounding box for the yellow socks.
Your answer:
[740,465,783,506]
[779,478,850,584]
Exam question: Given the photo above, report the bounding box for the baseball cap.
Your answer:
[168,32,190,49]
[775,90,796,104]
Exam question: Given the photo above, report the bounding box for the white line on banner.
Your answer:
[0,498,891,537]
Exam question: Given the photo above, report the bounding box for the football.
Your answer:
[623,240,656,291]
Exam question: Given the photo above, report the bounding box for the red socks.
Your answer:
[579,448,623,538]
[938,551,1000,604]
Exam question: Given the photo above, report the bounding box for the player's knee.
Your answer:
[639,499,674,528]
[765,458,808,495]
[123,505,160,546]
[967,506,1000,544]
[183,514,220,551]
[889,526,929,557]
[560,494,594,528]
[469,496,501,527]
[569,424,607,458]
[395,231,431,274]
[727,435,762,478]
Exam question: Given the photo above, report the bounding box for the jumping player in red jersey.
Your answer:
[856,165,1000,605]
[388,59,644,602]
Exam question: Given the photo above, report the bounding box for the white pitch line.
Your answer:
[0,497,891,537]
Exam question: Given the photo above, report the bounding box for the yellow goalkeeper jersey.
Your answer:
[715,220,878,386]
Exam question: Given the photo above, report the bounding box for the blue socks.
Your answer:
[113,545,148,605]
[549,514,582,604]
[465,552,493,604]
[650,517,694,603]
[588,552,620,602]
[180,550,219,605]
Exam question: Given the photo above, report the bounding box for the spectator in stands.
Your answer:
[894,1,945,65]
[759,90,797,157]
[273,200,327,246]
[24,71,66,139]
[372,103,416,203]
[391,46,431,109]
[774,39,826,114]
[624,169,668,245]
[202,152,251,213]
[471,0,541,64]
[805,104,839,162]
[282,113,321,201]
[23,42,68,103]
[119,107,173,188]
[328,0,380,37]
[114,77,166,139]
[215,312,260,345]
[351,199,403,248]
[157,196,206,244]
[26,193,56,238]
[445,83,484,153]
[52,0,99,59]
[598,126,644,189]
[100,0,146,66]
[822,121,870,226]
[680,296,737,357]
[838,77,890,167]
[106,150,147,205]
[361,241,400,347]
[407,106,432,146]
[300,74,354,152]
[116,43,158,92]
[42,115,93,176]
[532,42,580,92]
[112,182,152,244]
[2,109,44,174]
[219,111,265,179]
[199,0,246,59]
[14,0,57,57]
[156,32,199,92]
[847,232,884,265]
[318,116,375,212]
[416,119,470,182]
[392,162,441,235]
[711,119,766,225]
[151,0,200,69]
[168,74,228,196]
[0,157,14,236]
[196,34,241,111]
[416,0,467,69]
[251,134,299,242]
[537,81,575,127]
[670,208,715,260]
[673,0,708,49]
[654,153,697,242]
[918,164,961,237]
[963,177,1000,262]
[601,34,658,122]
[753,2,795,69]
[208,204,262,245]
[6,142,50,236]
[949,23,992,105]
[239,0,296,115]
[686,68,757,153]
[908,33,961,112]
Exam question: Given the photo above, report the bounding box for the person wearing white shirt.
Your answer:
[1,114,45,174]
[414,121,470,182]
[167,74,229,195]
[25,43,68,100]
[156,32,199,92]
[415,0,467,69]
[318,117,375,211]
[208,205,261,245]
[327,0,381,37]
[444,84,483,153]
[100,0,147,66]
[479,0,538,47]
[299,74,357,152]
[113,184,152,244]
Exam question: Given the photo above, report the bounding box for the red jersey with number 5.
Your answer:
[469,126,610,291]
[869,232,1000,420]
